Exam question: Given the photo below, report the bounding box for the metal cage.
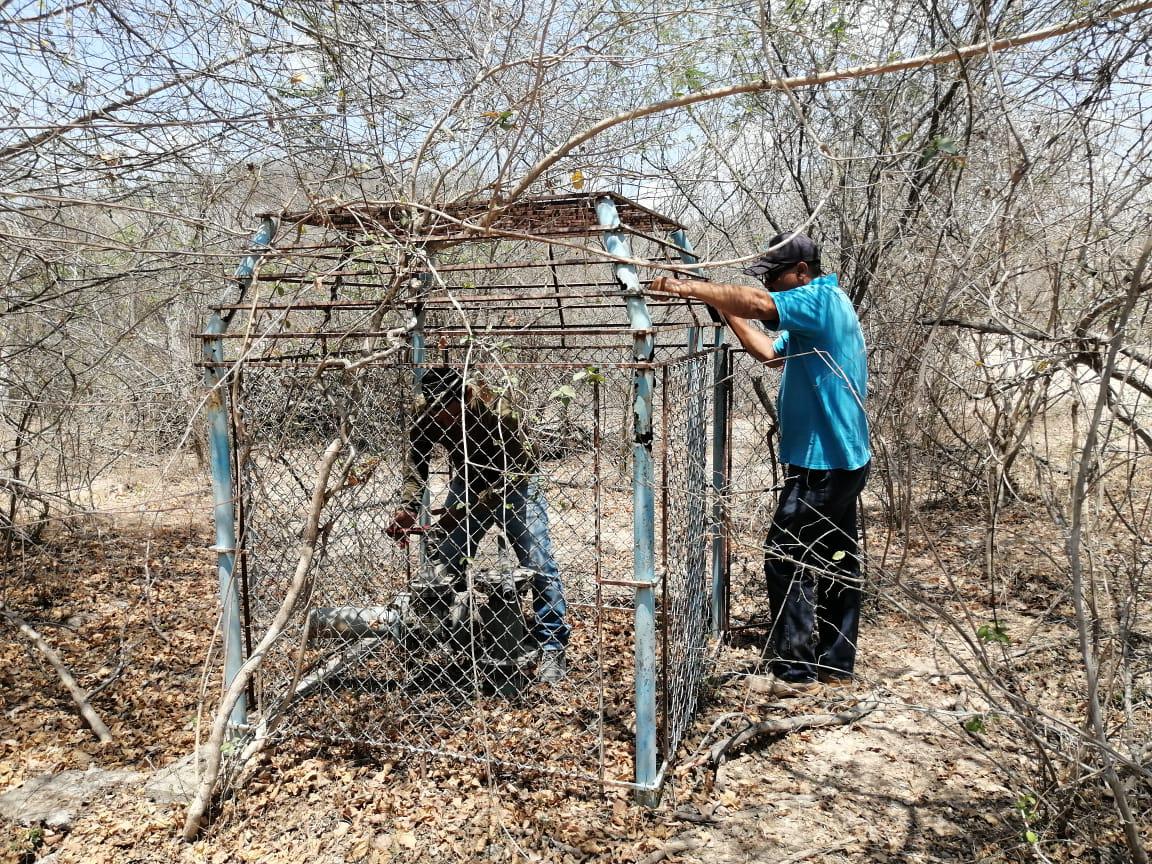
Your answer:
[199,193,733,800]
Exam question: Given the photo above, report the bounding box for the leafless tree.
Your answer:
[2,0,1150,856]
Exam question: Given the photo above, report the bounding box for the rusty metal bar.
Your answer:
[209,291,675,313]
[268,191,687,235]
[194,346,723,369]
[195,325,691,339]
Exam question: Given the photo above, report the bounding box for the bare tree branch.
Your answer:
[507,0,1152,202]
[1,607,113,743]
[182,434,346,840]
[0,49,275,164]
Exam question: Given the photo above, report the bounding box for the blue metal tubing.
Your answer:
[410,282,432,545]
[668,231,730,635]
[596,197,659,804]
[204,217,276,729]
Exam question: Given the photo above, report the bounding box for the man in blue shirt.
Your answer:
[652,232,870,697]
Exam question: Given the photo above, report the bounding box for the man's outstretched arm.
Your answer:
[650,275,779,325]
[387,421,433,540]
[651,276,785,368]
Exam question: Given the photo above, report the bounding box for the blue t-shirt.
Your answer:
[768,273,870,470]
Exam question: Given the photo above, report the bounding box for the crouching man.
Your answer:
[386,368,570,683]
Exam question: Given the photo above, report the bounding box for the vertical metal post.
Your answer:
[410,277,431,540]
[204,216,276,729]
[411,303,428,383]
[669,230,730,636]
[710,348,731,634]
[597,197,658,805]
[685,325,702,352]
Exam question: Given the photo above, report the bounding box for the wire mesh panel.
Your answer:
[724,351,784,629]
[204,194,725,793]
[231,352,717,786]
[656,351,714,763]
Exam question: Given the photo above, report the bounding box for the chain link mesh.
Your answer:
[722,352,785,638]
[210,198,722,791]
[655,352,714,760]
[232,352,718,786]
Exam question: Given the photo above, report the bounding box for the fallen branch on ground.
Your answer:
[638,836,705,864]
[1,607,113,743]
[667,802,724,824]
[708,699,879,769]
[777,841,854,864]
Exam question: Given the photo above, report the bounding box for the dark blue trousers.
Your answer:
[764,463,870,683]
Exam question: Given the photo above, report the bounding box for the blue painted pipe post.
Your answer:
[203,216,276,730]
[410,271,431,388]
[597,197,658,805]
[669,231,729,635]
[409,273,431,543]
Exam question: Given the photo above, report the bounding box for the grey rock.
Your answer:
[142,751,204,805]
[0,768,142,828]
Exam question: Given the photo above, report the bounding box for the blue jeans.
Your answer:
[764,463,869,682]
[436,476,569,651]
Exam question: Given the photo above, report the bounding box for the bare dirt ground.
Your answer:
[0,476,1141,864]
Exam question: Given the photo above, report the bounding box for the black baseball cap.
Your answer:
[742,232,821,278]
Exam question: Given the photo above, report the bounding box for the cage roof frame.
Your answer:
[266,191,687,244]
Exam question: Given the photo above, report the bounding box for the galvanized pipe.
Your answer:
[596,196,659,806]
[204,216,276,729]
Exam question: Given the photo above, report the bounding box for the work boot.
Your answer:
[746,674,821,698]
[818,672,855,689]
[536,649,567,684]
[768,677,821,698]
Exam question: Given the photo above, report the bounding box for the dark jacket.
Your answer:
[398,391,537,513]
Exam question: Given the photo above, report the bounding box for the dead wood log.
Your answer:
[638,836,705,864]
[708,699,878,769]
[1,608,113,743]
